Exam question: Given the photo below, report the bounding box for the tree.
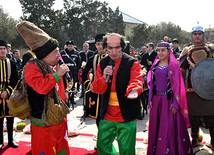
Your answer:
[19,0,66,48]
[63,0,124,48]
[129,24,150,48]
[130,22,191,49]
[0,6,18,46]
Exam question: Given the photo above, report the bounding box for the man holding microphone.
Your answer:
[91,33,143,155]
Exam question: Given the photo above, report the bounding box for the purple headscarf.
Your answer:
[147,42,190,128]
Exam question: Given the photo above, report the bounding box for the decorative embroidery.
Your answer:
[89,97,95,108]
[188,148,191,153]
[157,65,168,70]
[169,70,172,75]
[153,146,156,152]
[156,91,167,95]
[159,138,162,140]
[166,148,169,154]
[183,138,186,141]
[176,95,180,101]
[184,110,188,114]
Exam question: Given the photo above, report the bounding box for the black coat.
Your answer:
[60,48,81,82]
[99,53,141,121]
[79,50,94,63]
[0,58,18,117]
[141,50,157,71]
[81,51,107,89]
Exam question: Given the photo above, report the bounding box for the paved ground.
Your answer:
[9,90,214,154]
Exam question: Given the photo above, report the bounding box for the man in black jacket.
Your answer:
[141,42,157,71]
[79,43,94,98]
[81,34,106,125]
[60,40,81,105]
[79,42,94,63]
[91,33,143,155]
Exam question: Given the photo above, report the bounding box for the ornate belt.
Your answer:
[156,91,167,95]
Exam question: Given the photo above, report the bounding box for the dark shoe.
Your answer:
[79,94,83,98]
[191,127,199,147]
[138,116,143,120]
[206,143,214,150]
[0,143,4,149]
[8,142,19,148]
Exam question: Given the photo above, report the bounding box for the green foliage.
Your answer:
[63,0,124,48]
[0,6,18,46]
[130,22,191,49]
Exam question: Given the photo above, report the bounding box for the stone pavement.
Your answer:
[10,90,214,154]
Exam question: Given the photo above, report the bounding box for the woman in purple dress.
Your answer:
[147,42,193,155]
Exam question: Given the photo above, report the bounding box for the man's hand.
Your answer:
[90,84,94,92]
[56,64,69,77]
[1,91,8,99]
[103,66,114,80]
[127,87,141,99]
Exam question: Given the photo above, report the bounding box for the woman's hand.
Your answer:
[149,102,152,109]
[170,104,177,115]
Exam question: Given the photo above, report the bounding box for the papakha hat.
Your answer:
[16,21,59,60]
[0,40,8,48]
[95,34,105,43]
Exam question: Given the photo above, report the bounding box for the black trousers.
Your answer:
[190,115,214,128]
[0,117,14,144]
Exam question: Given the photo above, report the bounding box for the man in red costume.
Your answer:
[91,33,143,155]
[16,21,70,155]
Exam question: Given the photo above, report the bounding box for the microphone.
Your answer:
[105,60,115,83]
[58,57,72,82]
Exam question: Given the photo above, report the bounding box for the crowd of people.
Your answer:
[0,20,214,155]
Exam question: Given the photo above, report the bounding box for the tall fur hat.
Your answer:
[16,21,59,59]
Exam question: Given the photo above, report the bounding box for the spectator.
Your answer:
[141,42,157,71]
[0,40,18,149]
[172,38,181,58]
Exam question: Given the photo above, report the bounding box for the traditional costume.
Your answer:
[16,21,69,155]
[0,40,19,149]
[82,34,107,126]
[92,51,143,155]
[179,25,214,148]
[147,42,193,155]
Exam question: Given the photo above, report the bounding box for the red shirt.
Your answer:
[92,57,143,122]
[25,63,65,101]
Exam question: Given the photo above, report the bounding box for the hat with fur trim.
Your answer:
[16,21,59,60]
[0,40,8,48]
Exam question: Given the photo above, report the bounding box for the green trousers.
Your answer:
[97,119,137,155]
